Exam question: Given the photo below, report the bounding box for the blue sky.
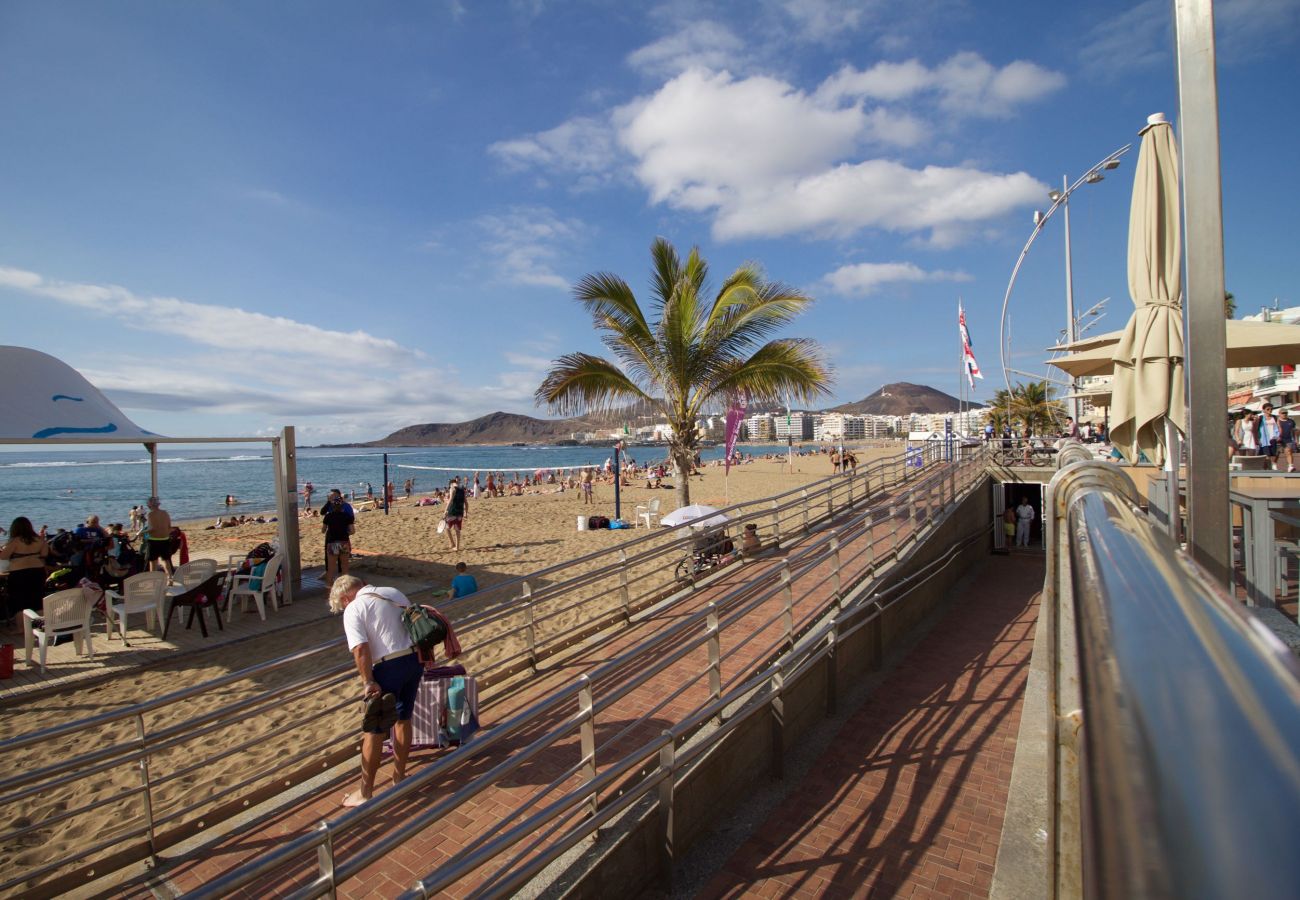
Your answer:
[2,0,1297,443]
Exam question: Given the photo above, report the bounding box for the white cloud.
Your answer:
[821,261,972,296]
[0,264,554,441]
[496,54,1059,244]
[475,206,580,289]
[488,116,620,180]
[627,21,746,77]
[777,0,870,41]
[0,266,417,366]
[815,53,1066,117]
[615,68,1047,241]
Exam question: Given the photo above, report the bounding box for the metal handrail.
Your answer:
[0,441,965,894]
[1045,459,1300,899]
[185,446,986,899]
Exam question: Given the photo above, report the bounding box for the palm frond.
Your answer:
[649,237,682,310]
[702,338,832,413]
[533,353,652,417]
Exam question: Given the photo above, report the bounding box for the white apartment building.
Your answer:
[816,412,867,441]
[745,413,775,441]
[774,412,816,441]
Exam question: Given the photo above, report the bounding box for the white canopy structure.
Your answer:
[0,346,302,596]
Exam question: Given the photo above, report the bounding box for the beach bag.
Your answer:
[387,600,447,656]
[248,560,269,591]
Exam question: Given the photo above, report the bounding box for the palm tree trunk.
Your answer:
[670,444,693,507]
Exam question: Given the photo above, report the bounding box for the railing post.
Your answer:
[910,496,919,535]
[769,662,785,780]
[868,598,884,671]
[825,620,839,716]
[801,489,810,532]
[771,499,782,547]
[826,483,834,518]
[522,581,537,672]
[889,507,899,554]
[618,549,631,621]
[830,530,842,608]
[781,560,794,648]
[578,677,597,821]
[706,603,721,711]
[315,821,337,900]
[848,470,855,507]
[657,733,676,889]
[134,712,158,860]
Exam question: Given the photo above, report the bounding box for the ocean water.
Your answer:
[0,443,796,532]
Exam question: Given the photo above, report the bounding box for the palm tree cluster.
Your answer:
[989,381,1065,436]
[535,238,832,506]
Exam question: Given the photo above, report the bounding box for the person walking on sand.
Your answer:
[1015,496,1035,547]
[330,576,423,808]
[322,489,355,585]
[581,466,594,504]
[303,481,315,506]
[444,477,468,551]
[144,497,174,576]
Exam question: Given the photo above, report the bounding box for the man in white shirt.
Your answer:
[1015,497,1036,547]
[330,575,423,807]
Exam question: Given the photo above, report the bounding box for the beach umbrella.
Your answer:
[660,504,729,528]
[1109,113,1184,466]
[1049,319,1300,377]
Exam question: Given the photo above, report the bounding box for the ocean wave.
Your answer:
[0,454,272,469]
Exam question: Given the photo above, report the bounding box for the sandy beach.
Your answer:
[0,447,901,888]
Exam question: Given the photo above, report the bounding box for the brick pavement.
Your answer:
[699,552,1042,900]
[113,465,976,898]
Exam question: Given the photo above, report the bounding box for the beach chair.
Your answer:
[226,553,282,621]
[167,559,218,595]
[104,571,168,644]
[634,498,662,528]
[23,588,95,674]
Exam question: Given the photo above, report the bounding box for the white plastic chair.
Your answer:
[167,559,218,597]
[227,554,282,621]
[635,498,661,528]
[23,589,95,673]
[105,570,168,643]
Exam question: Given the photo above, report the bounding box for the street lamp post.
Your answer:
[999,143,1131,424]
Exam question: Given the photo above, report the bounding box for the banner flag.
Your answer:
[724,394,748,475]
[959,302,983,388]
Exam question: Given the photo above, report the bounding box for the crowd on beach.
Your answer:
[0,496,183,628]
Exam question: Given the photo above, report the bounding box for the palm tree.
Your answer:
[536,238,832,507]
[1011,380,1063,436]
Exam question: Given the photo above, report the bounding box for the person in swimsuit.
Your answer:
[1,517,49,624]
[145,497,175,576]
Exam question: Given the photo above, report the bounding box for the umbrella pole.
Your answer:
[1165,419,1182,542]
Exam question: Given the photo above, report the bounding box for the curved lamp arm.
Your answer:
[999,143,1132,395]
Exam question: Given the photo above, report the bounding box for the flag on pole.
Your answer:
[724,393,748,475]
[959,302,983,388]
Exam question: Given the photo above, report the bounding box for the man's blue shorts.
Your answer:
[372,652,422,722]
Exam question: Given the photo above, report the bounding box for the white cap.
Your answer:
[1140,112,1169,134]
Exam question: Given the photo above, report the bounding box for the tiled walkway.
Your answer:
[699,552,1042,900]
[107,472,974,898]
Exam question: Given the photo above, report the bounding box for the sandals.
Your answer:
[362,692,398,733]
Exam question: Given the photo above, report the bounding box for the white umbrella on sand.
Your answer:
[1110,113,1184,466]
[660,504,729,528]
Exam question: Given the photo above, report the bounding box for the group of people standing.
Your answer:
[1230,402,1297,470]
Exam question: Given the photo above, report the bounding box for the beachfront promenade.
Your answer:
[73,456,1036,900]
[1,448,1050,899]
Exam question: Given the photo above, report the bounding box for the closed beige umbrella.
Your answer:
[1110,114,1183,464]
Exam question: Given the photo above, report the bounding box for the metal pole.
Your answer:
[145,442,158,498]
[1062,174,1080,425]
[1175,0,1231,584]
[613,442,622,521]
[382,452,389,515]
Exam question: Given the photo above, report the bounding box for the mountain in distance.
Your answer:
[366,411,585,446]
[831,382,976,416]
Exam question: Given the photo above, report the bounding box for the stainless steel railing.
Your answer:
[185,446,988,899]
[0,442,961,895]
[1044,458,1300,899]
